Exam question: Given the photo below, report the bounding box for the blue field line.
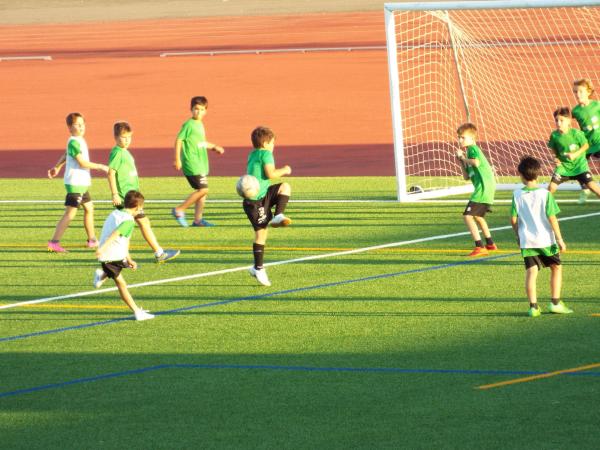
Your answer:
[2,362,600,399]
[1,252,516,344]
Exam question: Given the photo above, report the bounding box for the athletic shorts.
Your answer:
[64,191,91,208]
[551,171,593,187]
[524,254,561,270]
[186,174,208,190]
[101,260,129,279]
[115,204,146,220]
[242,183,282,230]
[463,201,491,217]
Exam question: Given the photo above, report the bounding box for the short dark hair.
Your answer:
[457,122,477,136]
[66,112,83,127]
[113,121,132,137]
[190,96,208,109]
[517,156,541,182]
[553,106,571,119]
[124,190,145,209]
[251,126,275,149]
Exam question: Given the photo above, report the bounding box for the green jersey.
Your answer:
[466,145,495,204]
[548,128,589,176]
[246,148,274,200]
[108,146,139,201]
[572,100,600,154]
[177,118,208,176]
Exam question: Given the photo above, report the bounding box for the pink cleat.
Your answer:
[86,238,99,249]
[48,241,68,253]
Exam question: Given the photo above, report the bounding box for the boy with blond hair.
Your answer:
[47,112,108,253]
[172,96,224,227]
[242,126,292,286]
[455,123,497,257]
[108,121,179,263]
[511,156,571,317]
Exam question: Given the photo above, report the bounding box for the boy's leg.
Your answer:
[549,263,562,302]
[249,228,271,286]
[271,183,292,227]
[194,195,206,223]
[176,188,208,213]
[525,265,538,306]
[474,216,496,250]
[82,201,97,244]
[584,180,600,198]
[50,206,78,241]
[113,273,139,313]
[136,215,180,263]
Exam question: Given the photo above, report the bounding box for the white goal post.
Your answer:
[384,0,600,201]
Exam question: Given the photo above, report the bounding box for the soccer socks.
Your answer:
[485,237,494,246]
[474,240,484,248]
[551,298,560,305]
[274,194,290,217]
[253,243,265,269]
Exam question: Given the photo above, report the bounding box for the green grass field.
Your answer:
[1,177,599,449]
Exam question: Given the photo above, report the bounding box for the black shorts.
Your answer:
[101,260,129,279]
[186,174,208,190]
[64,191,91,208]
[242,183,282,230]
[524,254,561,270]
[551,171,593,187]
[115,204,146,220]
[463,201,491,217]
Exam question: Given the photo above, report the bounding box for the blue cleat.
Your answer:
[192,219,215,227]
[171,208,188,227]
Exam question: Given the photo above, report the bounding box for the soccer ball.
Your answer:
[236,174,260,199]
[408,185,424,194]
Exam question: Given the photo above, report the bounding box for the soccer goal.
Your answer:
[384,0,600,201]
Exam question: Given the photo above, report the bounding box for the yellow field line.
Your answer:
[21,303,127,310]
[476,362,600,390]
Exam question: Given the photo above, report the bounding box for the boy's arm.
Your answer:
[455,152,470,180]
[205,141,225,154]
[48,153,66,178]
[124,239,137,270]
[174,139,183,170]
[95,229,120,259]
[548,215,566,252]
[264,163,292,179]
[510,216,520,247]
[567,142,589,160]
[74,154,108,173]
[455,149,479,168]
[108,168,122,206]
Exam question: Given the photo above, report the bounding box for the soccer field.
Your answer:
[1,177,599,449]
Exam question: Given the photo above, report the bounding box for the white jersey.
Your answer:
[512,187,556,249]
[98,209,135,262]
[63,136,91,187]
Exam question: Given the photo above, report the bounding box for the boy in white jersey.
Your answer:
[93,190,154,321]
[47,112,108,253]
[511,156,572,317]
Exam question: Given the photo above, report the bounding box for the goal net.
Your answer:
[384,0,600,201]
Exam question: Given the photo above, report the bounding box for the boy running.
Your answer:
[94,190,155,321]
[108,121,179,263]
[511,156,571,317]
[172,96,224,227]
[47,112,108,252]
[455,123,497,257]
[242,126,292,286]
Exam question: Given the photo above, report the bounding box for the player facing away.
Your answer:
[511,156,572,317]
[455,123,497,257]
[548,107,600,199]
[47,112,109,253]
[572,79,600,203]
[172,96,224,227]
[242,126,292,286]
[94,190,155,321]
[108,122,179,263]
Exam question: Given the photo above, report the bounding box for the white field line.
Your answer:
[0,55,52,61]
[1,199,599,204]
[1,211,599,311]
[159,46,385,57]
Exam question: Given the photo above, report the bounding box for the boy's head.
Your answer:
[553,107,572,132]
[517,156,541,182]
[456,122,477,148]
[573,78,594,104]
[113,121,133,148]
[66,112,85,137]
[190,96,208,120]
[251,126,276,150]
[124,190,145,211]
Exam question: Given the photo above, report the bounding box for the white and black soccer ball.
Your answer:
[236,174,260,199]
[408,185,424,194]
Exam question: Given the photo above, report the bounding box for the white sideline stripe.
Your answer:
[0,55,52,61]
[1,211,599,311]
[160,46,385,57]
[1,199,599,204]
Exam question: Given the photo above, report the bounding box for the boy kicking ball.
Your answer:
[94,190,154,321]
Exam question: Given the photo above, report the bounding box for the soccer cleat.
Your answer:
[467,247,488,257]
[578,189,591,205]
[270,213,292,228]
[249,266,271,286]
[547,301,573,314]
[171,208,189,227]
[485,243,498,251]
[86,238,99,249]
[528,306,541,317]
[134,309,155,321]
[93,269,107,289]
[192,219,215,227]
[47,241,67,253]
[155,249,180,264]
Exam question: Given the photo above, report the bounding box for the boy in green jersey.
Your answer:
[108,122,179,263]
[172,96,224,227]
[548,107,600,200]
[572,79,600,203]
[242,126,292,287]
[511,156,571,317]
[94,190,155,321]
[455,123,497,257]
[47,112,108,253]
